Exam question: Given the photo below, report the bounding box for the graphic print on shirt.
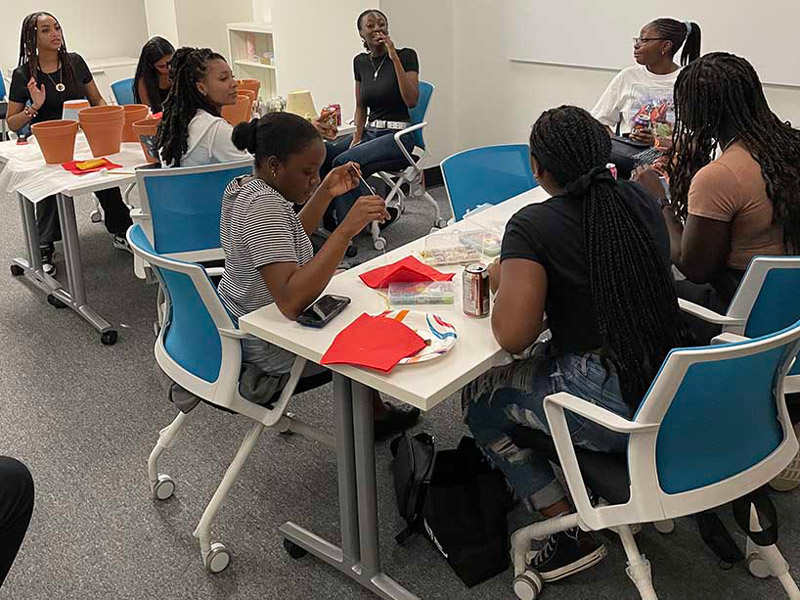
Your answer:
[626,84,675,139]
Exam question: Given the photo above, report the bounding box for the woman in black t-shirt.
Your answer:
[7,12,133,276]
[133,36,175,114]
[462,106,692,583]
[323,9,420,226]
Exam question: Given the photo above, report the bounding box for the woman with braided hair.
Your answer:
[463,105,692,582]
[6,12,134,275]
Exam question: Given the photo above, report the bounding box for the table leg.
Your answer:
[279,375,420,599]
[11,192,61,291]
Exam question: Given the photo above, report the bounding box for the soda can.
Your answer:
[606,162,618,180]
[463,264,489,318]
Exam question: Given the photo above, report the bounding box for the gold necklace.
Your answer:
[369,54,388,80]
[40,62,65,93]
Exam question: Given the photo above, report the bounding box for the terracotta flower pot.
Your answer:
[121,104,150,142]
[31,120,79,164]
[237,89,257,103]
[62,99,90,122]
[221,95,253,126]
[132,116,162,164]
[236,79,260,96]
[79,106,124,157]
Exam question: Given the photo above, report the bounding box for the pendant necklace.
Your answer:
[369,54,388,80]
[41,62,65,93]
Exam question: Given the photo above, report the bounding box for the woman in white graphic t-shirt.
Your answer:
[591,18,701,147]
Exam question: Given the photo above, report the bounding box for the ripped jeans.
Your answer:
[462,341,630,512]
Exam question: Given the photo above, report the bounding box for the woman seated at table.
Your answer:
[322,8,419,227]
[634,53,800,320]
[218,112,420,438]
[158,47,338,168]
[6,12,133,275]
[462,106,693,582]
[591,18,701,177]
[133,36,175,114]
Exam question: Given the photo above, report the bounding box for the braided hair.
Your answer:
[18,12,77,92]
[649,18,702,66]
[530,106,692,408]
[156,47,226,167]
[669,53,800,253]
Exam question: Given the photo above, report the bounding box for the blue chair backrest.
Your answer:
[441,144,537,221]
[654,335,796,494]
[0,72,6,101]
[129,224,223,383]
[409,81,434,149]
[744,267,800,339]
[111,78,136,105]
[141,163,252,255]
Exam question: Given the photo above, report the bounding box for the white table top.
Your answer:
[0,135,143,202]
[239,185,551,411]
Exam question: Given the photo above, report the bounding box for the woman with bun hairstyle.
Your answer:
[218,112,421,437]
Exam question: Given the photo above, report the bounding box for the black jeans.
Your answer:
[674,268,746,345]
[0,457,34,588]
[37,187,134,247]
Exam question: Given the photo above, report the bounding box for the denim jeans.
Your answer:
[463,341,630,512]
[323,127,414,224]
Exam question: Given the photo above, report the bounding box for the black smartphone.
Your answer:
[297,294,351,328]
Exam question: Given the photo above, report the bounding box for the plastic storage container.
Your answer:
[388,281,455,306]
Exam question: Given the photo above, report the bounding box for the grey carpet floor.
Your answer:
[0,185,797,599]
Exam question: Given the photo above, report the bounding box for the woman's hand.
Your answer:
[338,195,391,238]
[27,77,45,110]
[375,33,399,61]
[630,126,655,146]
[488,258,502,294]
[322,162,361,198]
[312,108,338,140]
[631,166,667,201]
[349,135,362,149]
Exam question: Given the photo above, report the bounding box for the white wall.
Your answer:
[271,0,373,126]
[1,1,148,77]
[175,0,253,60]
[144,0,179,43]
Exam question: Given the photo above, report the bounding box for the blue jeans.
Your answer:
[463,342,630,512]
[323,127,414,223]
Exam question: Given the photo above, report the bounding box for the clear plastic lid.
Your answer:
[388,281,455,306]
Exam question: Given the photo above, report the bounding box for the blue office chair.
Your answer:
[364,80,442,250]
[508,318,800,600]
[127,223,333,574]
[110,77,136,105]
[441,144,537,222]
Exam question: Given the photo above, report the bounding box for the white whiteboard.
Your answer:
[505,0,800,87]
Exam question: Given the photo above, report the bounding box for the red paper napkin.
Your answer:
[62,158,123,175]
[321,313,427,372]
[359,255,455,289]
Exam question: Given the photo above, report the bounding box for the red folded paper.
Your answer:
[62,158,123,175]
[359,255,455,289]
[321,313,427,372]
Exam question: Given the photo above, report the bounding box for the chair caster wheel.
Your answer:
[152,474,175,500]
[654,519,675,534]
[513,570,543,600]
[434,218,448,229]
[746,552,771,579]
[47,294,67,309]
[345,244,358,258]
[10,264,24,276]
[373,237,386,251]
[205,542,230,573]
[283,538,308,559]
[101,330,118,345]
[90,211,103,223]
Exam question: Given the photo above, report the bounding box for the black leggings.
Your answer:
[36,187,134,247]
[0,457,34,587]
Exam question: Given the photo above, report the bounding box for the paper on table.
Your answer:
[62,158,123,175]
[321,312,427,372]
[359,255,455,289]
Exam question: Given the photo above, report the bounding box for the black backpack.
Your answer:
[389,432,436,544]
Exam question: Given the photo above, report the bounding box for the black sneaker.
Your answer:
[379,206,400,230]
[112,234,132,253]
[374,402,421,440]
[531,527,607,582]
[40,245,56,277]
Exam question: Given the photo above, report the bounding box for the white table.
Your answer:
[0,135,147,344]
[239,185,549,599]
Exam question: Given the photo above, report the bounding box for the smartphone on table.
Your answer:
[297,294,351,328]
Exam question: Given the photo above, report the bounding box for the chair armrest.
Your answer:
[219,328,251,340]
[711,332,750,345]
[393,122,427,166]
[544,392,659,434]
[678,298,745,326]
[130,207,150,223]
[206,267,224,277]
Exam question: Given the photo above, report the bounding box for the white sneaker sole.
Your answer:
[539,544,608,582]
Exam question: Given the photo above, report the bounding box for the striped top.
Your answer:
[217,176,314,320]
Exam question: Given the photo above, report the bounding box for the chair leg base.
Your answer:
[614,524,658,600]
